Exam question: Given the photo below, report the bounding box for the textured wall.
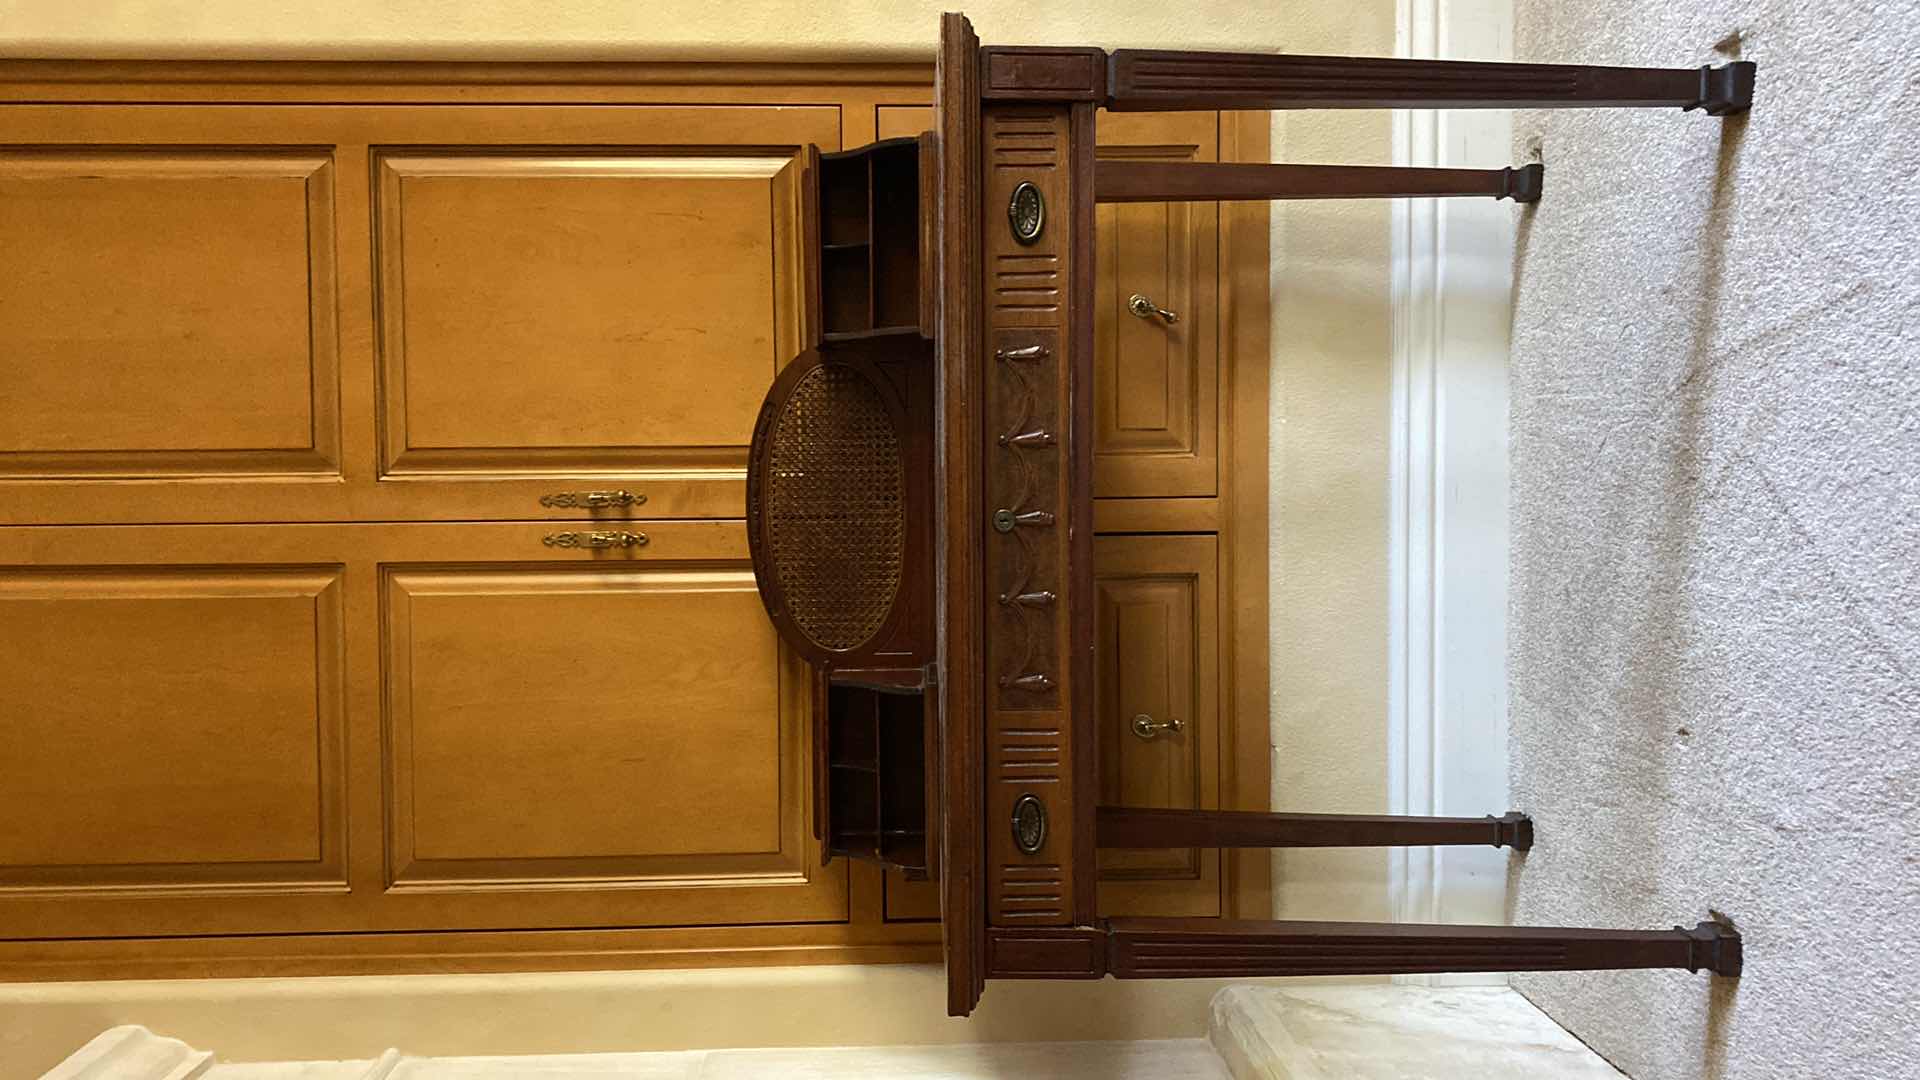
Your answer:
[1506,2,1920,1078]
[1269,100,1398,922]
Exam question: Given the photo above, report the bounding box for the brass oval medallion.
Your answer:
[1008,181,1045,245]
[1011,794,1047,854]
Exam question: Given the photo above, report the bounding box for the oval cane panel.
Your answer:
[760,362,904,653]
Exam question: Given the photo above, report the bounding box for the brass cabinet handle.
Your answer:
[1127,293,1180,324]
[542,530,648,550]
[540,489,646,509]
[1130,713,1185,741]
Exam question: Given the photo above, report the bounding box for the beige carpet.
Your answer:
[1506,2,1920,1079]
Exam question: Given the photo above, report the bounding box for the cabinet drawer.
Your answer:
[1092,113,1220,499]
[1093,533,1222,918]
[0,521,843,938]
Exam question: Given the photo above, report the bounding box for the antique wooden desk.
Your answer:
[747,12,1754,1015]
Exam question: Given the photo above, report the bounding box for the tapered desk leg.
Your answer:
[1105,50,1756,114]
[1096,161,1544,204]
[1104,917,1742,978]
[1098,807,1533,850]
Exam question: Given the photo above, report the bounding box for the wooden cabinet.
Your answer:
[0,562,350,914]
[373,149,809,484]
[1086,112,1269,921]
[0,73,933,979]
[377,540,840,932]
[1092,113,1220,499]
[0,149,340,481]
[1093,535,1222,917]
[0,523,844,941]
[0,104,830,526]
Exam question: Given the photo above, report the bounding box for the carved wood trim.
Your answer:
[988,326,1063,708]
[1066,100,1098,928]
[980,48,1106,101]
[979,98,1083,936]
[987,927,1106,978]
[936,9,987,1019]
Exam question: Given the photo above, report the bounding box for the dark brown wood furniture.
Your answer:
[745,12,1754,1016]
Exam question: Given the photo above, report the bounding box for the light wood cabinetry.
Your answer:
[1093,534,1221,917]
[0,150,339,479]
[0,104,830,525]
[1089,112,1267,920]
[0,69,1266,979]
[0,565,349,897]
[0,523,843,941]
[373,150,809,483]
[1091,113,1220,499]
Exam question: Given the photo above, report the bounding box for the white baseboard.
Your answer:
[1388,0,1518,985]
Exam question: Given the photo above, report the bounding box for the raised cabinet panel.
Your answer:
[1094,534,1221,918]
[375,151,809,479]
[0,567,348,900]
[371,530,845,930]
[385,565,798,886]
[0,150,338,477]
[876,105,934,140]
[1092,113,1219,498]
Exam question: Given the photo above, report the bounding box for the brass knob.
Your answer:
[542,530,648,549]
[540,489,645,509]
[1130,713,1184,741]
[1127,293,1179,324]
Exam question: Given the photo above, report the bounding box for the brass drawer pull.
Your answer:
[1127,293,1179,324]
[542,530,648,550]
[1130,713,1184,741]
[540,489,646,509]
[995,343,1050,363]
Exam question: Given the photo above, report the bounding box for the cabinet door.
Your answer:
[0,521,843,938]
[0,553,355,938]
[0,104,835,525]
[0,147,340,483]
[1093,113,1220,498]
[1093,534,1222,917]
[372,145,811,489]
